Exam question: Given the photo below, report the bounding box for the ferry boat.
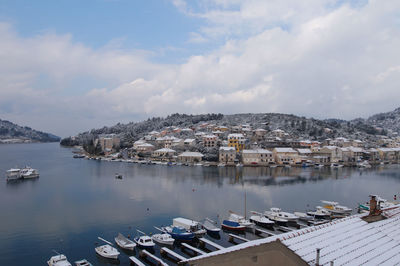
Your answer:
[20,167,39,179]
[6,168,21,180]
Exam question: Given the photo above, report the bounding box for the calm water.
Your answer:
[0,143,400,265]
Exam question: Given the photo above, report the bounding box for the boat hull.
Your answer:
[221,220,246,231]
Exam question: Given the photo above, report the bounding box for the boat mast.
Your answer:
[244,190,247,219]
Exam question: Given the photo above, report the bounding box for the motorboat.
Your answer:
[228,212,255,230]
[172,217,206,237]
[314,164,324,169]
[151,232,175,246]
[357,160,372,168]
[114,233,136,250]
[217,163,226,167]
[236,163,243,167]
[221,219,246,231]
[134,230,155,249]
[95,237,120,259]
[264,208,298,225]
[201,218,221,234]
[249,212,274,228]
[74,259,92,266]
[6,168,21,180]
[47,253,72,266]
[293,212,314,222]
[307,206,331,219]
[321,200,352,215]
[115,173,122,179]
[330,163,343,168]
[20,167,39,179]
[161,226,195,241]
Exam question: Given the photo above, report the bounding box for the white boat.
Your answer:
[134,231,155,249]
[294,212,314,221]
[236,163,243,167]
[321,200,352,215]
[314,164,324,169]
[358,160,372,168]
[74,259,92,266]
[201,218,221,234]
[218,163,226,167]
[20,167,39,179]
[6,168,21,180]
[172,217,207,237]
[330,163,343,168]
[228,212,255,230]
[151,231,175,246]
[307,206,331,219]
[249,212,274,228]
[48,253,72,266]
[95,237,120,259]
[114,233,136,250]
[264,208,298,225]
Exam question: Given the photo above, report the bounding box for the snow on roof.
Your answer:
[228,133,244,138]
[297,148,312,154]
[203,134,217,138]
[274,147,297,153]
[323,145,338,150]
[183,205,400,265]
[255,128,267,132]
[134,140,146,144]
[137,143,154,147]
[154,148,175,153]
[219,146,235,151]
[181,128,193,131]
[179,152,204,157]
[184,138,195,142]
[242,149,271,154]
[348,146,364,152]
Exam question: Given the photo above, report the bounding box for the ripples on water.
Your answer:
[0,143,399,265]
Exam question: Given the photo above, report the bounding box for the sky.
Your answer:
[0,0,400,137]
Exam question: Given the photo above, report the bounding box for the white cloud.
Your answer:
[2,0,400,136]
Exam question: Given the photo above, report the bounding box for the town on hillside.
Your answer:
[74,122,400,167]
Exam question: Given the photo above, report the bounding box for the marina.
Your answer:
[1,143,400,265]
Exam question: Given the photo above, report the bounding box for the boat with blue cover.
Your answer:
[161,226,195,241]
[221,219,246,231]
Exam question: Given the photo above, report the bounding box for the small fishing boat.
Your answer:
[172,217,206,237]
[321,200,352,215]
[314,164,324,169]
[264,208,298,225]
[217,163,226,167]
[307,206,331,219]
[294,212,314,222]
[161,226,195,241]
[201,218,221,234]
[221,219,246,231]
[134,230,155,249]
[330,163,343,168]
[228,212,255,230]
[74,259,92,266]
[47,252,72,266]
[151,230,175,246]
[114,233,136,250]
[236,163,243,167]
[115,173,123,179]
[249,211,274,228]
[95,237,120,260]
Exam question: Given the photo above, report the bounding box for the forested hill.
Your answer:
[0,119,60,143]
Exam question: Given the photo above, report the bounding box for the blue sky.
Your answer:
[0,0,399,137]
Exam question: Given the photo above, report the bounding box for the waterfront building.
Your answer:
[316,146,343,163]
[202,134,218,148]
[136,143,155,153]
[178,152,204,163]
[273,147,298,165]
[152,148,176,158]
[228,133,246,152]
[242,149,273,166]
[219,147,236,165]
[184,138,196,146]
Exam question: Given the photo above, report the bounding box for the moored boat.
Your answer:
[249,211,274,228]
[221,220,246,231]
[293,212,314,222]
[114,233,136,250]
[95,237,120,260]
[228,212,255,230]
[134,230,155,249]
[307,206,331,219]
[151,232,175,246]
[74,259,92,266]
[172,217,206,237]
[321,200,352,215]
[264,208,298,225]
[20,167,39,179]
[161,226,195,241]
[6,168,21,180]
[201,218,221,234]
[47,252,72,266]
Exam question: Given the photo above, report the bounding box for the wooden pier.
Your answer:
[228,233,250,243]
[181,242,207,255]
[160,247,187,262]
[139,249,169,266]
[129,256,146,266]
[198,237,225,250]
[254,227,277,236]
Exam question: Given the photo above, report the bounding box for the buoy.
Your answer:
[394,195,397,201]
[147,208,149,211]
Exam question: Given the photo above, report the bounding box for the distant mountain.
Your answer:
[0,119,60,143]
[61,108,400,149]
[365,107,400,134]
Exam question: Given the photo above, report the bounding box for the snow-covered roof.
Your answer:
[181,128,193,132]
[202,134,217,139]
[134,140,146,145]
[183,205,400,265]
[137,143,154,147]
[219,146,236,151]
[242,149,271,154]
[274,147,297,153]
[179,152,204,157]
[297,148,312,154]
[323,145,338,150]
[228,133,244,138]
[255,128,267,132]
[154,148,175,153]
[184,138,195,143]
[348,146,364,153]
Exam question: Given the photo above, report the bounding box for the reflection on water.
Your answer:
[0,143,399,265]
